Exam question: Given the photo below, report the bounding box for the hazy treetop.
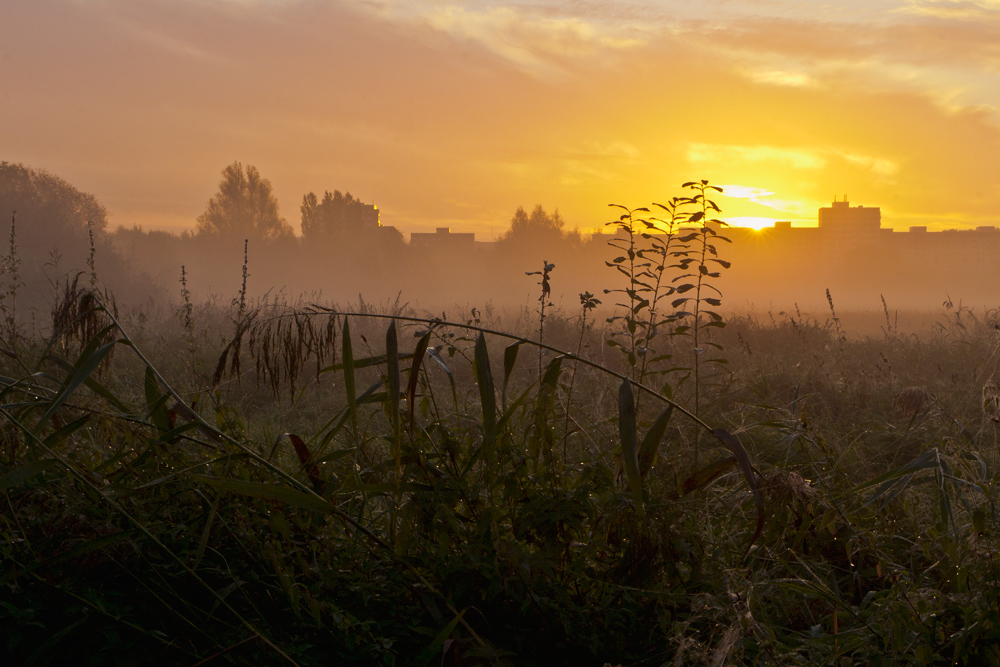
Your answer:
[499,205,567,246]
[300,190,379,240]
[196,162,292,242]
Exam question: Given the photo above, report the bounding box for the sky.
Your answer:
[3,0,1000,235]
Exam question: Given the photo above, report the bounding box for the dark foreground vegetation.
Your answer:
[2,180,1000,666]
[4,288,1000,667]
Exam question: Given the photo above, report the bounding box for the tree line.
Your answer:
[195,161,584,251]
[0,160,603,309]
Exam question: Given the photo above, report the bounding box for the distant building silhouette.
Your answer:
[721,198,1000,277]
[410,227,475,253]
[819,197,880,231]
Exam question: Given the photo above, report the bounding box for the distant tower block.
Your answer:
[818,198,881,231]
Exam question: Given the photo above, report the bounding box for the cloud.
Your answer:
[742,68,817,87]
[686,10,1000,115]
[719,185,775,201]
[108,15,225,62]
[841,153,899,177]
[693,145,898,180]
[717,185,813,216]
[901,0,1000,18]
[688,145,827,170]
[362,3,645,75]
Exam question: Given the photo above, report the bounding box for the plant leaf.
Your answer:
[190,475,332,514]
[386,320,401,472]
[474,332,497,468]
[638,404,673,480]
[678,457,736,496]
[503,340,523,389]
[416,607,466,666]
[144,365,172,434]
[407,332,431,438]
[342,318,359,435]
[34,328,119,434]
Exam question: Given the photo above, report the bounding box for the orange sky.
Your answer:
[3,0,1000,235]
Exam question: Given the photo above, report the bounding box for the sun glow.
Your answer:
[724,216,779,230]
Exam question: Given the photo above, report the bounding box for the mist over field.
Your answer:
[3,159,996,328]
[5,1,1000,665]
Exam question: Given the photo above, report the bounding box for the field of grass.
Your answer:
[1,282,999,666]
[3,191,1000,666]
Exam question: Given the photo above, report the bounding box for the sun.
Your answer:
[723,216,777,231]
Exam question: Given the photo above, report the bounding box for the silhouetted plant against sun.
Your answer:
[563,290,601,456]
[671,180,731,464]
[526,259,555,377]
[604,205,651,377]
[635,196,688,392]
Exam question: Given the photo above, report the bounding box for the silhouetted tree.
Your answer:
[196,163,292,242]
[300,190,379,241]
[0,162,161,306]
[0,162,108,236]
[498,205,582,251]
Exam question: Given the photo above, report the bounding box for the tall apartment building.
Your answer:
[818,198,881,231]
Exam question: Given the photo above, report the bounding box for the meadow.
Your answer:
[3,187,1000,666]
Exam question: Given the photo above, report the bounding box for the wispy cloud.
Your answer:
[689,145,827,170]
[425,6,643,74]
[841,153,899,177]
[692,145,898,180]
[109,16,225,62]
[717,185,812,216]
[901,0,1000,18]
[741,68,817,88]
[348,2,646,75]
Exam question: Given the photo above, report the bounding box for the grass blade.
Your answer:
[43,415,90,448]
[854,449,939,493]
[677,456,736,497]
[619,379,643,513]
[34,329,119,434]
[50,356,129,413]
[342,318,359,435]
[496,382,537,432]
[319,352,415,374]
[191,475,333,514]
[529,356,564,466]
[192,493,221,571]
[503,340,523,389]
[390,324,417,535]
[406,332,430,439]
[638,404,673,480]
[145,365,172,433]
[712,428,764,557]
[386,320,401,479]
[269,433,323,492]
[474,332,497,468]
[416,607,466,666]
